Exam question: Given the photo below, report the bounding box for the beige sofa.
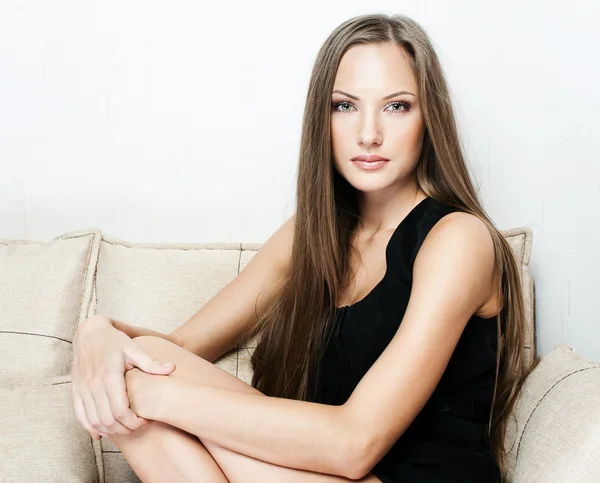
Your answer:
[1,226,599,482]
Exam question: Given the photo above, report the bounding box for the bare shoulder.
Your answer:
[415,211,497,313]
[425,211,494,250]
[420,210,495,270]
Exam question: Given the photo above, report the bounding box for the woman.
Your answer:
[73,13,537,482]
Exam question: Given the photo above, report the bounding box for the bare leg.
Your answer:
[109,336,382,483]
[111,420,229,482]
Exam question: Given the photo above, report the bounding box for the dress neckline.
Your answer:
[335,196,432,311]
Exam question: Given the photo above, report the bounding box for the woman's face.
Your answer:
[330,42,425,194]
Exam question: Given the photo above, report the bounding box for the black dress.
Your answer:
[308,197,502,483]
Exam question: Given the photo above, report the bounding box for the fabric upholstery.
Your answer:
[0,376,99,482]
[0,230,100,385]
[503,227,535,367]
[503,345,600,482]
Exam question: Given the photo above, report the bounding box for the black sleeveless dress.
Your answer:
[308,197,502,483]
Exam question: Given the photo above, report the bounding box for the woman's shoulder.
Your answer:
[421,197,490,238]
[415,206,497,308]
[417,197,493,259]
[429,210,492,248]
[392,197,494,278]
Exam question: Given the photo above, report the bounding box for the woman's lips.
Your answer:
[351,159,388,170]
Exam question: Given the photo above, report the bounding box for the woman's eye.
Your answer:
[331,101,411,113]
[386,101,410,113]
[332,101,354,112]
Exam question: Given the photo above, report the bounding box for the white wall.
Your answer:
[1,1,598,360]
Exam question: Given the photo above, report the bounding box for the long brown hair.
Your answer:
[238,13,538,478]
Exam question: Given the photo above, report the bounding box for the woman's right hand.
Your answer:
[72,314,176,440]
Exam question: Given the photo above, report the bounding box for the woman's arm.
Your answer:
[95,214,295,363]
[168,215,294,362]
[126,372,354,477]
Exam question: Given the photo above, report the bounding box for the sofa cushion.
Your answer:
[0,229,101,385]
[102,452,140,483]
[92,237,244,336]
[501,227,535,367]
[0,376,99,482]
[504,344,600,482]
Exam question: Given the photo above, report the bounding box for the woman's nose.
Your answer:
[357,114,383,147]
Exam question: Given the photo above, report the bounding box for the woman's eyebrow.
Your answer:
[331,89,416,100]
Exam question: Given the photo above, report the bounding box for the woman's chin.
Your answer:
[346,177,396,193]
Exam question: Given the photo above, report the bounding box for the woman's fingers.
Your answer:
[104,373,148,431]
[81,388,113,435]
[91,383,134,435]
[125,344,176,375]
[73,393,103,440]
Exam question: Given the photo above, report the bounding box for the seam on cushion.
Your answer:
[518,233,525,265]
[90,271,98,318]
[0,235,85,245]
[0,330,72,344]
[76,231,99,327]
[85,234,101,321]
[50,380,70,386]
[92,439,104,483]
[1,230,94,245]
[95,438,105,483]
[56,232,97,241]
[236,248,242,377]
[102,450,122,453]
[520,227,533,265]
[529,276,536,363]
[100,238,241,251]
[510,232,525,266]
[516,366,600,460]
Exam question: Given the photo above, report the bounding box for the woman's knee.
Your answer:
[110,420,184,450]
[109,421,229,482]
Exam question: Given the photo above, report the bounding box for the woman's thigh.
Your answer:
[131,335,382,483]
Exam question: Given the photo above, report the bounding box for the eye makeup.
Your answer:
[331,100,411,114]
